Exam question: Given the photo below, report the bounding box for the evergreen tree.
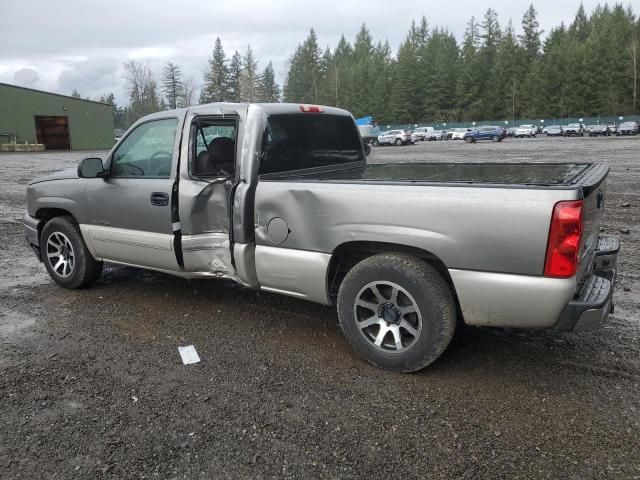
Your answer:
[239,45,260,102]
[422,29,459,121]
[570,3,590,42]
[488,21,524,120]
[259,61,280,102]
[227,51,243,102]
[369,41,393,123]
[99,93,126,129]
[200,38,229,103]
[161,62,183,109]
[520,4,543,62]
[283,29,322,102]
[389,38,420,122]
[318,35,352,107]
[346,24,377,117]
[457,16,482,119]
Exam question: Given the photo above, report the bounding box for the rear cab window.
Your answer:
[259,114,365,176]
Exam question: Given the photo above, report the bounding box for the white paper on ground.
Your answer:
[178,345,201,365]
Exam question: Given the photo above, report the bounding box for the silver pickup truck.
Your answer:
[23,103,619,372]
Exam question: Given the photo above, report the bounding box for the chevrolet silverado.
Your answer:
[24,103,619,372]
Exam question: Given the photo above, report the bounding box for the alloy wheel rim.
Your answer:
[353,281,422,353]
[46,232,75,278]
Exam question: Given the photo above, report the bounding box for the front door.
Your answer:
[83,117,180,271]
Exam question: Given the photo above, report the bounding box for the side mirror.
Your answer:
[78,157,106,178]
[364,143,372,156]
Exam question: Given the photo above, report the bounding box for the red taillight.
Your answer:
[299,104,324,113]
[544,200,584,278]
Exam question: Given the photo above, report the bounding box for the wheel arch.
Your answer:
[34,207,78,242]
[326,241,460,312]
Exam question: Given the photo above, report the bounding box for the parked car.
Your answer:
[378,129,413,146]
[564,123,584,137]
[451,128,469,140]
[426,129,447,141]
[411,127,433,142]
[589,125,611,137]
[616,121,639,136]
[463,126,507,143]
[546,125,564,137]
[23,102,618,372]
[506,127,517,137]
[515,125,537,138]
[606,122,618,134]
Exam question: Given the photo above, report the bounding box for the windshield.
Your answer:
[259,114,364,175]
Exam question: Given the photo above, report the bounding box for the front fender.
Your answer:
[28,179,88,223]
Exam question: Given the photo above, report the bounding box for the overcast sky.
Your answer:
[0,0,633,105]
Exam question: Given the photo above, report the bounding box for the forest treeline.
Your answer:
[89,3,638,128]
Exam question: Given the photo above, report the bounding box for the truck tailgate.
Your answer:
[574,163,610,287]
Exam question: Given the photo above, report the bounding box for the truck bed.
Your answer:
[261,162,607,190]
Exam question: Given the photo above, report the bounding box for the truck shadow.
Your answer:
[92,265,638,383]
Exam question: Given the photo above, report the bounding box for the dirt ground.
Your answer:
[1,136,639,479]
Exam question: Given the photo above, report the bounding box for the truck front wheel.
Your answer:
[41,217,103,289]
[337,253,456,372]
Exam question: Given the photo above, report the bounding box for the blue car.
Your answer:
[463,126,507,143]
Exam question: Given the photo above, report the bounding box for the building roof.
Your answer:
[0,82,113,106]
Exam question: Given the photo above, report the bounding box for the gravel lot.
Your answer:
[1,136,639,479]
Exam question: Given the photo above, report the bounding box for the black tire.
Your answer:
[372,139,379,147]
[41,216,103,289]
[394,138,402,146]
[464,136,473,143]
[491,135,499,142]
[337,253,456,372]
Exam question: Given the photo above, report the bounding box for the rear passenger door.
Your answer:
[83,117,181,271]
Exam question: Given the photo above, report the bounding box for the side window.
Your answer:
[111,118,178,178]
[191,118,237,177]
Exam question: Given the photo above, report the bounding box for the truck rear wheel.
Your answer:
[41,217,103,289]
[337,253,456,372]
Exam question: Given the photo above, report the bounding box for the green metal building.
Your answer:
[0,82,114,150]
